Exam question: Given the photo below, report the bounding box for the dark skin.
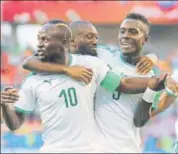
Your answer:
[1,23,153,131]
[0,24,79,130]
[69,21,98,56]
[22,21,155,84]
[134,74,178,127]
[118,19,152,74]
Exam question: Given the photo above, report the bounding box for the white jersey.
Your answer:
[95,48,155,152]
[14,54,110,153]
[97,44,121,68]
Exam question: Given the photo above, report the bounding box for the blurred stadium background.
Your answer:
[1,1,178,153]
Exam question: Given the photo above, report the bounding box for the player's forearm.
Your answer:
[133,99,152,127]
[119,77,149,94]
[22,56,67,74]
[150,92,176,117]
[1,104,25,131]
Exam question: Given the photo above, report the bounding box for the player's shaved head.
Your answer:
[45,23,72,42]
[37,22,72,63]
[69,20,98,56]
[69,20,95,36]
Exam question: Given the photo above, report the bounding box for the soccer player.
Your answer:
[22,15,159,152]
[1,21,157,153]
[134,69,178,153]
[94,13,163,153]
[22,20,157,82]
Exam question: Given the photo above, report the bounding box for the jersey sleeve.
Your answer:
[94,58,124,93]
[14,78,36,114]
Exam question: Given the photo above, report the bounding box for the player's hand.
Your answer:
[64,66,93,84]
[166,76,178,95]
[1,86,19,105]
[136,56,154,75]
[147,73,168,91]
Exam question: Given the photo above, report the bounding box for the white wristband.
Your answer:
[142,87,157,103]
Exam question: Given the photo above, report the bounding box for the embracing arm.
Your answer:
[119,77,149,94]
[22,55,93,84]
[22,55,67,74]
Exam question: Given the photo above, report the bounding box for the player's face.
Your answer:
[74,25,98,56]
[37,30,49,61]
[118,19,147,56]
[37,28,69,62]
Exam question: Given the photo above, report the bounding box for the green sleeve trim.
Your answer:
[100,71,124,93]
[15,107,32,114]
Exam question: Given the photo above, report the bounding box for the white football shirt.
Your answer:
[14,54,110,153]
[95,51,156,152]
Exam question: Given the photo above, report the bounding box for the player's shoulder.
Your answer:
[21,72,42,88]
[71,54,107,71]
[72,54,103,64]
[97,44,120,53]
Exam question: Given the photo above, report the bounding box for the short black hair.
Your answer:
[125,13,150,34]
[45,19,68,25]
[42,19,69,31]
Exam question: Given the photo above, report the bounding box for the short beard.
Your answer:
[77,44,97,57]
[46,42,66,64]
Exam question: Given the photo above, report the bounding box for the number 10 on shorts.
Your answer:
[59,87,78,108]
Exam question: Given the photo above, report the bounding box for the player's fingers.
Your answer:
[136,57,145,67]
[3,86,14,91]
[1,94,19,100]
[1,98,15,104]
[140,61,152,71]
[82,73,92,84]
[83,69,93,76]
[140,64,153,75]
[8,89,18,93]
[137,62,151,74]
[2,92,19,97]
[142,63,153,74]
[159,73,168,83]
[80,76,89,84]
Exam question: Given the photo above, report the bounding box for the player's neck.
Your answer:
[49,52,70,66]
[121,54,141,66]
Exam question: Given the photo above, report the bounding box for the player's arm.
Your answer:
[94,58,150,94]
[134,74,177,127]
[1,87,25,131]
[150,91,176,117]
[150,74,178,117]
[1,79,36,131]
[22,55,92,84]
[100,71,152,94]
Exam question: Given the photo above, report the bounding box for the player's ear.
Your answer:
[144,34,149,43]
